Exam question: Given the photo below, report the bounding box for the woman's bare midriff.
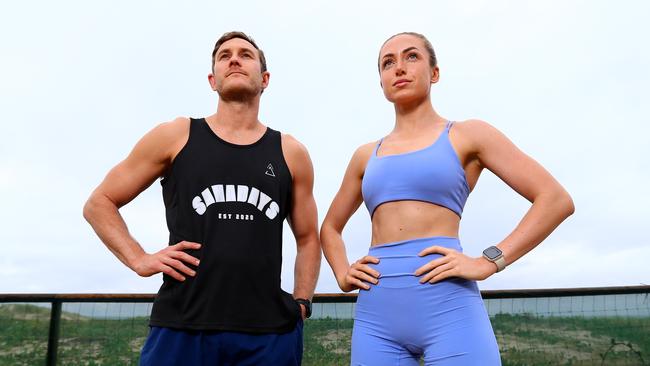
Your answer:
[370,200,460,246]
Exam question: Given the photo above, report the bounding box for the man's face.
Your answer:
[209,38,269,101]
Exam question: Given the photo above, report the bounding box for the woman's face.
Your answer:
[378,34,439,105]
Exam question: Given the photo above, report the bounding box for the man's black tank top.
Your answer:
[149,118,300,333]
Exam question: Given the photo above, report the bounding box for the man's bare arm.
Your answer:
[83,117,201,281]
[282,134,321,318]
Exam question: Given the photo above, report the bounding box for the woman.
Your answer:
[320,32,574,366]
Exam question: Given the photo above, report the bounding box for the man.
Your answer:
[83,31,321,365]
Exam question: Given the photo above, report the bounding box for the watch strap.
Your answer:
[492,256,506,272]
[295,298,312,318]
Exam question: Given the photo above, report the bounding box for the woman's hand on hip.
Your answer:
[414,246,497,284]
[337,256,381,292]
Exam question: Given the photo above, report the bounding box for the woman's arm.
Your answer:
[469,120,575,264]
[321,143,380,292]
[416,120,575,283]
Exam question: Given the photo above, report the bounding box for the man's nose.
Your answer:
[229,56,242,67]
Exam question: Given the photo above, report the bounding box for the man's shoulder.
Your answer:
[278,133,313,181]
[279,133,309,158]
[145,117,191,147]
[155,116,191,136]
[136,117,191,163]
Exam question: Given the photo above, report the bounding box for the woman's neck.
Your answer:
[393,99,445,134]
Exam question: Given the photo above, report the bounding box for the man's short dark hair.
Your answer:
[211,31,267,73]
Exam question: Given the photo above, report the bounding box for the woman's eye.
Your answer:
[383,59,394,68]
[407,53,418,60]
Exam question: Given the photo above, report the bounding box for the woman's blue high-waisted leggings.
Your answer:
[351,236,501,366]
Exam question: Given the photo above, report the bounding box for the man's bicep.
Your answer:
[287,149,318,240]
[96,156,164,208]
[94,125,175,207]
[289,192,318,241]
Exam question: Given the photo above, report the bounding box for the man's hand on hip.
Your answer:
[131,241,201,281]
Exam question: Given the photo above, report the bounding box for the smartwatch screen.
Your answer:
[484,246,502,259]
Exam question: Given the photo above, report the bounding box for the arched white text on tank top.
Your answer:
[192,184,280,220]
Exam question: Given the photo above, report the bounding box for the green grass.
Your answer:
[1,305,648,365]
[493,313,649,366]
[302,318,353,365]
[0,304,149,365]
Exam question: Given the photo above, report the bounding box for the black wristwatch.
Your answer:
[295,298,312,318]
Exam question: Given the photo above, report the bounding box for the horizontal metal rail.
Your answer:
[1,285,648,366]
[1,285,648,303]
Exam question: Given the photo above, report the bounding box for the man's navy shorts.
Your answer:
[139,319,303,365]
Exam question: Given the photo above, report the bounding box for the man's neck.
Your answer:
[209,97,262,131]
[204,97,266,145]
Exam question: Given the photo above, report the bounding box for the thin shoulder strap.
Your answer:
[446,120,454,131]
[373,138,384,156]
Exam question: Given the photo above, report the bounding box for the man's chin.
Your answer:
[218,86,260,102]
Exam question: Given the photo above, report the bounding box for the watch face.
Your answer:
[483,246,502,260]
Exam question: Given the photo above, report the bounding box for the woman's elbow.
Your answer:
[319,222,332,243]
[565,195,575,217]
[320,220,342,245]
[556,189,575,219]
[537,187,574,220]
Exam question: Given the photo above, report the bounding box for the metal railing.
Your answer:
[1,285,648,366]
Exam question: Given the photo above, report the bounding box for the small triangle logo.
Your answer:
[265,163,276,177]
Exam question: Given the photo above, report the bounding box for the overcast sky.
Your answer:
[1,0,648,294]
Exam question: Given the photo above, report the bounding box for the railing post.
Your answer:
[46,300,62,366]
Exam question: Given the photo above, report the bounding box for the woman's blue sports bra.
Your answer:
[361,121,470,218]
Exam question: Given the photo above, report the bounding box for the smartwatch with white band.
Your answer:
[482,246,506,272]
